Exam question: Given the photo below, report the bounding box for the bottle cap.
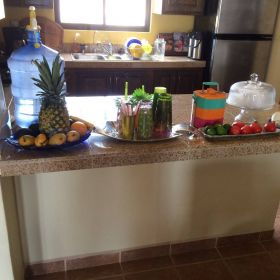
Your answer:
[26,6,38,31]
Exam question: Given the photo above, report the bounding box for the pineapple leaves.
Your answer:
[52,55,62,89]
[32,54,65,99]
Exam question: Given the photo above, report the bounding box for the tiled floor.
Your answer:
[29,210,280,280]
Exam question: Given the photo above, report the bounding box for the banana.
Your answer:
[70,116,95,131]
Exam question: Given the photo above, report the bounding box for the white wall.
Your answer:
[0,184,14,280]
[267,4,280,101]
[16,154,280,264]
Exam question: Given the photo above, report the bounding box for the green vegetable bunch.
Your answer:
[115,86,153,108]
[129,87,153,106]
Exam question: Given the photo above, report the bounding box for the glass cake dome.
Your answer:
[227,73,276,122]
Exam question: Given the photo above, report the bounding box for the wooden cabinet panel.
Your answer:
[153,70,176,93]
[65,68,204,96]
[162,0,205,15]
[175,69,203,94]
[65,69,113,96]
[114,70,152,95]
[153,69,203,94]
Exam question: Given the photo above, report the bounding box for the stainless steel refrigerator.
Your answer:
[195,0,279,92]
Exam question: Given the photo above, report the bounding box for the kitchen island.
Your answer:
[1,94,280,279]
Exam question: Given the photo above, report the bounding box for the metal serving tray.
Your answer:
[94,121,182,142]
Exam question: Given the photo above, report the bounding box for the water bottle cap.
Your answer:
[26,5,39,31]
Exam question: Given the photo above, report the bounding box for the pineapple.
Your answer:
[32,54,70,136]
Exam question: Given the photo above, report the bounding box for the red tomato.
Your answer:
[264,121,277,132]
[250,121,262,134]
[229,125,241,135]
[232,121,245,129]
[241,125,253,134]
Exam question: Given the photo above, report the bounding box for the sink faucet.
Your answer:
[80,44,88,54]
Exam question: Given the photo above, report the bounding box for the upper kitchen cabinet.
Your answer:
[152,0,205,15]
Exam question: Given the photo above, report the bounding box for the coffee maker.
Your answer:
[187,32,202,60]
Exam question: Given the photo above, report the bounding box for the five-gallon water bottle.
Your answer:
[8,6,60,128]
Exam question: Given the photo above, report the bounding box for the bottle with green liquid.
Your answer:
[152,87,167,121]
[154,92,172,137]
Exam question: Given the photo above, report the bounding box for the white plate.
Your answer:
[200,128,280,141]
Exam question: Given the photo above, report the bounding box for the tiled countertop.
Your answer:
[1,95,280,177]
[62,53,206,69]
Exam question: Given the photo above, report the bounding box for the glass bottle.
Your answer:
[154,93,172,137]
[152,87,167,122]
[7,6,61,128]
[137,100,153,140]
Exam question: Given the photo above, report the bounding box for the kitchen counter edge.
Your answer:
[62,53,206,69]
[1,95,280,177]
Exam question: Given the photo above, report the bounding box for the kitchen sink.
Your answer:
[71,53,131,61]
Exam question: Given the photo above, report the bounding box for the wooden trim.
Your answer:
[4,0,53,8]
[54,0,151,32]
[24,0,53,8]
[162,0,205,15]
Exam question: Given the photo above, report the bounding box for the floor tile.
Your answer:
[217,242,264,258]
[259,230,274,241]
[268,249,280,266]
[217,233,259,247]
[66,252,119,271]
[171,239,216,255]
[176,260,234,280]
[121,256,172,273]
[27,272,67,280]
[262,240,280,251]
[171,248,220,265]
[27,261,65,277]
[124,268,179,280]
[67,263,122,280]
[226,252,280,280]
[121,245,169,262]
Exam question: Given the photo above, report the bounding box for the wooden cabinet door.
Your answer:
[162,0,205,15]
[113,70,152,95]
[153,70,176,93]
[66,69,113,96]
[175,69,203,94]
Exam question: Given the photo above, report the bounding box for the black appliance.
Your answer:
[195,0,279,92]
[1,26,25,84]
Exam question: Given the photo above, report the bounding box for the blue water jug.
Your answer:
[7,28,60,128]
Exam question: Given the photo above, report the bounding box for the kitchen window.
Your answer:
[54,0,151,31]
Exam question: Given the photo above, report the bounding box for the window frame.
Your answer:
[54,0,151,32]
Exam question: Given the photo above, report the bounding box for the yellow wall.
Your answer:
[0,6,194,45]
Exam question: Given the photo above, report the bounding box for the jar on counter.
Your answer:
[153,38,166,61]
[154,93,172,137]
[152,87,167,121]
[136,100,153,140]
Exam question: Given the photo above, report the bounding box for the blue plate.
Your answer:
[6,131,91,150]
[125,38,142,48]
